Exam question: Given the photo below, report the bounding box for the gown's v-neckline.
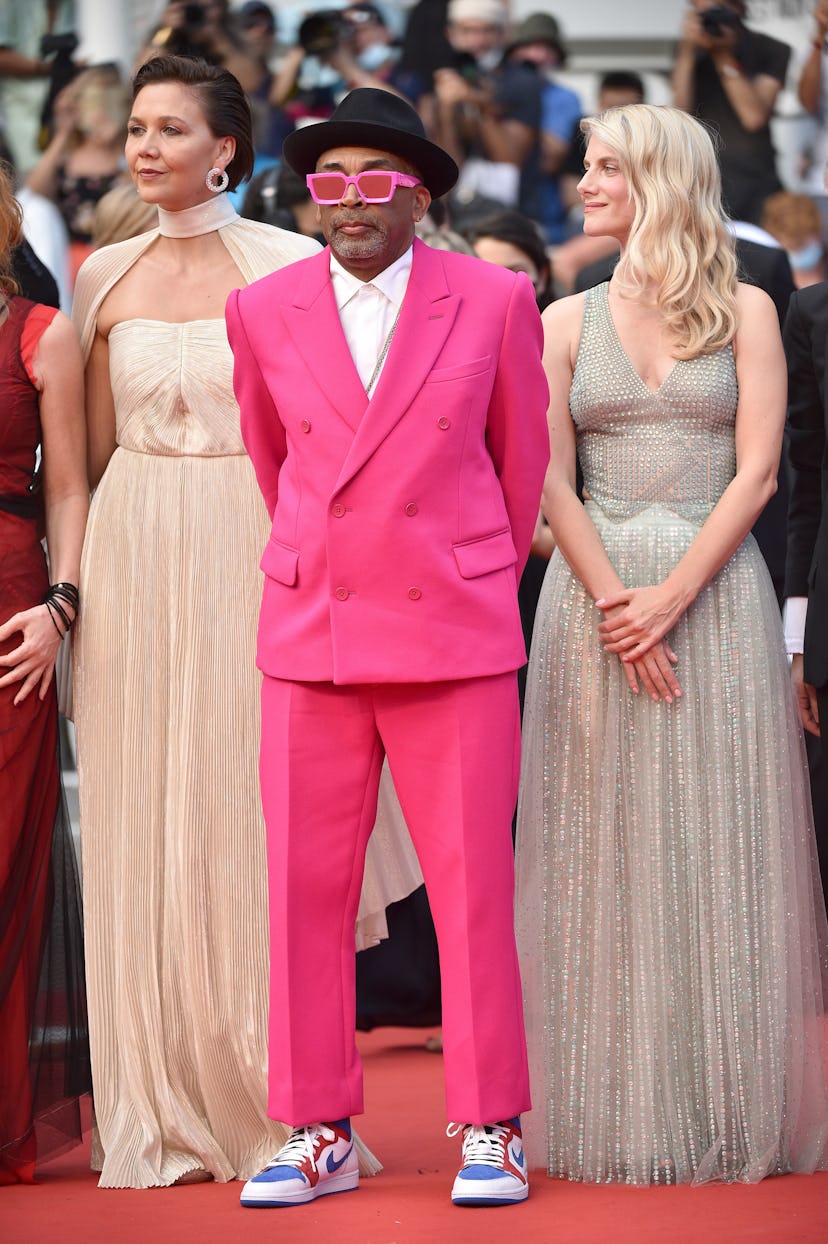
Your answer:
[600,283,680,397]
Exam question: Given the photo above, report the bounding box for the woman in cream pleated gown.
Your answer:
[72,54,421,1189]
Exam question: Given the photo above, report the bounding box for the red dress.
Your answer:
[0,296,89,1182]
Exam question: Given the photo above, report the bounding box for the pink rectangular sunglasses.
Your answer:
[306,170,422,204]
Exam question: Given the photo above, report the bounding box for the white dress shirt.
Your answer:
[783,596,808,656]
[330,246,413,393]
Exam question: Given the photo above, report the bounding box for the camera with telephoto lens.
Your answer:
[699,5,741,38]
[299,10,349,57]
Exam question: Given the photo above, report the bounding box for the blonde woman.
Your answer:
[515,104,828,1184]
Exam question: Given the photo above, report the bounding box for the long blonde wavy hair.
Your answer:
[582,104,738,359]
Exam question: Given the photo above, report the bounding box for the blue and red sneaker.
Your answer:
[449,1117,529,1206]
[240,1121,358,1207]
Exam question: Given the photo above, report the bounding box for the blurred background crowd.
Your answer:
[2,0,827,315]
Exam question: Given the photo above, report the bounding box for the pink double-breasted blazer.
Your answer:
[226,237,550,684]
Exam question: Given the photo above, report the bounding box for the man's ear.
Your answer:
[413,184,432,223]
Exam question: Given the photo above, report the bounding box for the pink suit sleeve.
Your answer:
[485,274,550,574]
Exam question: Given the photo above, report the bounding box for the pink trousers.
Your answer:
[259,672,531,1126]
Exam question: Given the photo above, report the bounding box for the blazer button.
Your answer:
[334,587,349,601]
[408,586,422,600]
[404,502,418,517]
[300,419,312,433]
[437,416,451,430]
[332,502,346,517]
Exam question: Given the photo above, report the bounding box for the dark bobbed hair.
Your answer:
[464,210,550,281]
[132,55,254,191]
[464,209,553,309]
[0,161,23,297]
[599,71,645,100]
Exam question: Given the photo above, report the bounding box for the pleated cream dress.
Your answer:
[515,283,828,1185]
[72,217,423,1188]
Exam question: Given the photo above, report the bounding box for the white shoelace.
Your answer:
[446,1122,508,1167]
[268,1124,336,1172]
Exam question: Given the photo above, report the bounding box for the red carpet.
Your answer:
[4,1027,827,1244]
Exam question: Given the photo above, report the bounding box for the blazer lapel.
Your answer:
[281,249,367,434]
[334,243,459,489]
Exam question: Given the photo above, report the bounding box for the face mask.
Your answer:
[357,42,398,72]
[476,49,502,73]
[788,240,824,271]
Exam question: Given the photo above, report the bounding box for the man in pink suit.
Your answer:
[226,88,549,1209]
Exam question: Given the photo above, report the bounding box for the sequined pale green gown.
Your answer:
[515,283,828,1185]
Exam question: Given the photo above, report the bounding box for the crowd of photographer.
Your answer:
[4,2,828,302]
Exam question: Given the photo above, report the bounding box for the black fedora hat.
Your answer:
[282,88,459,199]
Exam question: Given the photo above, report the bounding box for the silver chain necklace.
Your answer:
[365,304,402,396]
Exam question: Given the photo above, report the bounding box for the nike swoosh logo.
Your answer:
[513,1146,525,1169]
[326,1147,351,1174]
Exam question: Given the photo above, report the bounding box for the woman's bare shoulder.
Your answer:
[733,280,782,352]
[734,279,777,320]
[543,287,587,329]
[542,289,587,328]
[541,290,588,363]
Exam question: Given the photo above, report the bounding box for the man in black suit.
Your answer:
[573,235,795,603]
[783,282,828,892]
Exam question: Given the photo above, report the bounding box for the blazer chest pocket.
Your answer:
[426,355,491,385]
[260,536,299,585]
[452,528,516,579]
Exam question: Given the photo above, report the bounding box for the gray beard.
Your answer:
[329,220,388,263]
